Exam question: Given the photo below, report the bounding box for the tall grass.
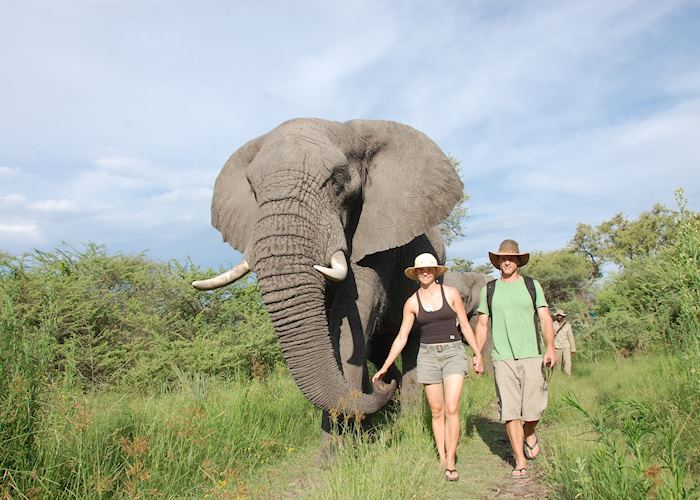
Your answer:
[1,368,319,498]
[541,354,699,499]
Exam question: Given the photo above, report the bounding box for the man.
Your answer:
[474,239,556,479]
[553,309,576,376]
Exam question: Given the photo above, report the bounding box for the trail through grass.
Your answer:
[2,354,697,498]
[247,353,696,499]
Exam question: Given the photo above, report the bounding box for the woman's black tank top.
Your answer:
[415,285,460,344]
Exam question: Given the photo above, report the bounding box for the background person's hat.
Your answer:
[404,253,448,280]
[555,309,567,317]
[488,239,530,268]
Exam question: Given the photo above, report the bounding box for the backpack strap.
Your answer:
[486,279,496,317]
[523,276,542,355]
[523,276,537,311]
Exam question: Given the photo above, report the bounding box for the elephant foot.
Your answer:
[317,429,339,468]
[399,369,422,409]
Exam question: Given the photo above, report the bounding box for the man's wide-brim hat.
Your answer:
[488,239,530,268]
[555,309,567,317]
[404,253,448,280]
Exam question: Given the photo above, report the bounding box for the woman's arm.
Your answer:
[446,286,483,374]
[371,297,417,383]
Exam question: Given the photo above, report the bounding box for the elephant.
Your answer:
[442,271,493,371]
[192,118,463,437]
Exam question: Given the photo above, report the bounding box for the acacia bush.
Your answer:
[582,194,700,359]
[0,244,282,391]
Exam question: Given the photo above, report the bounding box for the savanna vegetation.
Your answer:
[1,190,698,498]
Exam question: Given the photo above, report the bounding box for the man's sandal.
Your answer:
[445,469,459,481]
[511,467,528,479]
[524,437,541,460]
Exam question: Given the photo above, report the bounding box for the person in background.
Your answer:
[373,253,484,482]
[474,239,556,479]
[553,309,576,376]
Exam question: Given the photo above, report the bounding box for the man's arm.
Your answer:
[475,313,489,353]
[538,307,556,367]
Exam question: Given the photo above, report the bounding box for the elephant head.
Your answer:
[194,118,462,416]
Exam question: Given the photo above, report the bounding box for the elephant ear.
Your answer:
[211,135,266,260]
[347,120,463,262]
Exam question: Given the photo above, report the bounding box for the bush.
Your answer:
[581,191,700,358]
[0,244,282,391]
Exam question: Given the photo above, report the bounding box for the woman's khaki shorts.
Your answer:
[416,341,468,384]
[493,357,548,422]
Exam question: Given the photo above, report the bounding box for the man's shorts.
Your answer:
[493,357,548,422]
[416,341,468,385]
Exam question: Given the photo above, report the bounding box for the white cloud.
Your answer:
[0,166,19,176]
[0,222,41,240]
[29,199,78,212]
[151,187,212,203]
[0,194,25,205]
[94,155,149,172]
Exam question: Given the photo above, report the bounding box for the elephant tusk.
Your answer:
[313,251,348,282]
[192,260,250,290]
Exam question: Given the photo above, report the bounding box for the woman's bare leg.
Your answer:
[442,374,465,472]
[424,382,446,466]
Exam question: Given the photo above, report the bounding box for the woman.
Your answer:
[373,253,484,481]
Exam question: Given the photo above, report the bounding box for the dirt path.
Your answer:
[453,410,550,499]
[248,405,550,499]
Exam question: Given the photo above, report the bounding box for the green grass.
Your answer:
[2,354,699,498]
[540,354,699,499]
[1,368,319,498]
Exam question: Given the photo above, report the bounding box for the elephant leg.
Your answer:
[320,261,387,450]
[330,264,386,394]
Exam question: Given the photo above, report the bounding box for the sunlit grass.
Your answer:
[1,368,319,498]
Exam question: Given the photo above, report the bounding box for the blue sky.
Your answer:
[2,0,699,270]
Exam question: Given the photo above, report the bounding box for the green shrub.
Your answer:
[0,244,282,391]
[581,191,700,358]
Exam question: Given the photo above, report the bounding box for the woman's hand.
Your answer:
[472,354,484,375]
[372,366,388,384]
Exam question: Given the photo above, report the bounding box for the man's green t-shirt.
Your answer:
[477,277,548,361]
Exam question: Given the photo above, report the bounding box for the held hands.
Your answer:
[472,354,484,375]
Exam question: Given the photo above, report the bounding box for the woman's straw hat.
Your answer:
[555,309,567,317]
[404,253,448,280]
[488,239,530,268]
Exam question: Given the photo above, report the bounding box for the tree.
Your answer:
[448,258,473,272]
[525,250,593,305]
[439,156,469,246]
[447,258,493,276]
[569,222,604,278]
[569,202,680,276]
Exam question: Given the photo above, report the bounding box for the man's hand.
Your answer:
[472,355,484,375]
[543,348,557,368]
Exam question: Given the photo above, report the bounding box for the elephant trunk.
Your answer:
[252,214,395,416]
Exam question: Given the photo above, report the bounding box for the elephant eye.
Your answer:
[329,168,349,195]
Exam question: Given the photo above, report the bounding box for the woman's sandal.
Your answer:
[511,467,528,479]
[445,469,459,481]
[524,437,541,460]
